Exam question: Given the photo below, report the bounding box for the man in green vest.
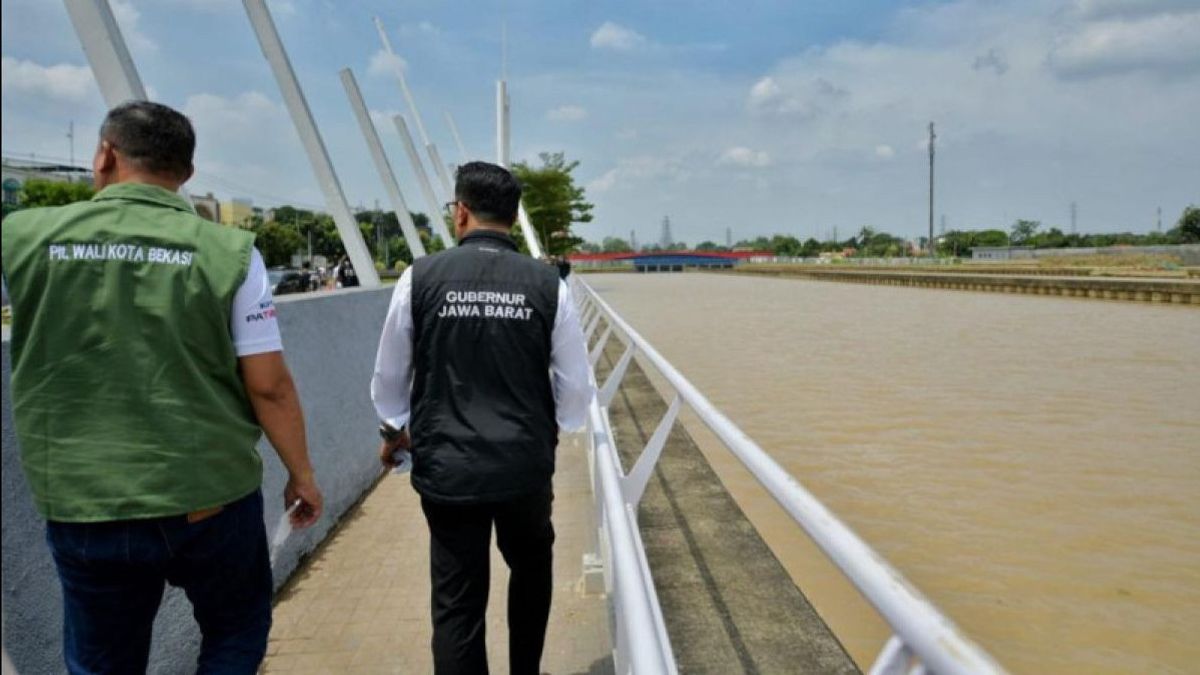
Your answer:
[1,101,323,674]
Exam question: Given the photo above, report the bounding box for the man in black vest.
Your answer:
[370,162,593,674]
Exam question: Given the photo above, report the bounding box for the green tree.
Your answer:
[1029,227,1068,249]
[801,238,822,257]
[734,236,772,251]
[856,226,877,249]
[577,241,602,253]
[694,240,725,251]
[1010,219,1040,245]
[770,234,803,257]
[601,236,633,253]
[252,221,304,267]
[1174,205,1200,243]
[975,229,1010,247]
[511,152,594,257]
[19,179,94,207]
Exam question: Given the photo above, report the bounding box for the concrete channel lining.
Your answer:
[593,335,861,674]
[726,267,1200,305]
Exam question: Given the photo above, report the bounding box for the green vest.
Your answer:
[1,183,264,522]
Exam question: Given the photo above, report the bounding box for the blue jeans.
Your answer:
[45,490,273,675]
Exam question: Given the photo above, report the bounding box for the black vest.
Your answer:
[409,229,561,503]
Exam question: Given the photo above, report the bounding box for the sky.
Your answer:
[2,0,1198,246]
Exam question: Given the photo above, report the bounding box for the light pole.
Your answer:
[928,121,936,259]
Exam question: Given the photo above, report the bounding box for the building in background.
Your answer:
[190,192,221,223]
[219,197,254,227]
[2,157,93,206]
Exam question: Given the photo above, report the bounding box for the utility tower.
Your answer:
[1157,206,1163,232]
[1070,201,1077,234]
[928,121,936,257]
[660,216,673,250]
[630,230,638,251]
[725,227,732,249]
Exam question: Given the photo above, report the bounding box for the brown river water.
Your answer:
[587,273,1199,674]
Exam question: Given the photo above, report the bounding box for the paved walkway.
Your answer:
[261,431,612,674]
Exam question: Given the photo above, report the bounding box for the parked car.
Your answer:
[268,268,308,296]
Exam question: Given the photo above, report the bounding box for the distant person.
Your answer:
[337,255,360,288]
[556,255,572,279]
[371,161,593,674]
[0,101,323,674]
[301,260,319,292]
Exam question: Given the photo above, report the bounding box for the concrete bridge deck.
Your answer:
[261,431,613,674]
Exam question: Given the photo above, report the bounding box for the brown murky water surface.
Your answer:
[588,273,1200,674]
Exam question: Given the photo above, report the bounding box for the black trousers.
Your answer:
[421,490,555,675]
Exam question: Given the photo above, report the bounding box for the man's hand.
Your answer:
[378,428,411,469]
[284,471,323,529]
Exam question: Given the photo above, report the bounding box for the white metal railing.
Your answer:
[573,277,1007,675]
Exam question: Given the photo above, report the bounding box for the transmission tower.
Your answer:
[1070,201,1077,234]
[725,227,732,248]
[630,230,638,251]
[660,216,673,250]
[1157,206,1162,232]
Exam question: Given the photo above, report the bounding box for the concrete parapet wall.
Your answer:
[2,286,392,674]
[728,268,1200,305]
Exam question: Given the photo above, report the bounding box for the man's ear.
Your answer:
[94,140,117,174]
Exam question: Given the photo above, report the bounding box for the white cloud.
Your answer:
[972,47,1009,75]
[399,21,441,37]
[749,76,782,106]
[727,0,1200,238]
[719,146,772,168]
[587,155,690,193]
[180,90,321,205]
[184,91,285,137]
[368,49,407,78]
[1049,10,1200,78]
[590,21,647,51]
[615,128,639,141]
[369,109,402,132]
[1072,0,1199,20]
[747,75,845,117]
[588,169,619,193]
[269,0,297,17]
[110,0,157,54]
[546,105,587,122]
[0,56,95,103]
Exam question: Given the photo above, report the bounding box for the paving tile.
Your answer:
[261,432,612,673]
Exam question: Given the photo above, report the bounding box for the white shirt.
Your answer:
[371,268,594,433]
[229,247,283,356]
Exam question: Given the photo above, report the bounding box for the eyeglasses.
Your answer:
[443,201,458,217]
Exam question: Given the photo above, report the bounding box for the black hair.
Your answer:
[454,161,522,226]
[100,100,195,180]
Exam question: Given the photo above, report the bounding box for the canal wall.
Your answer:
[593,336,860,673]
[1,286,392,675]
[726,267,1200,305]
